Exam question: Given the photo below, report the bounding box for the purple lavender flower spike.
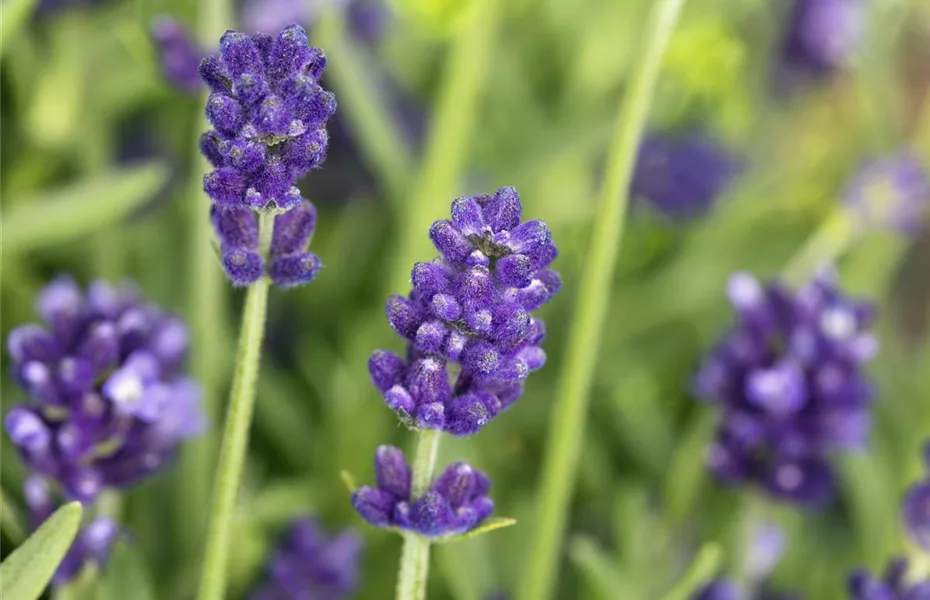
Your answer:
[200,24,335,211]
[249,516,362,600]
[632,131,739,220]
[4,277,204,503]
[694,270,877,507]
[903,442,930,551]
[369,187,560,435]
[847,558,930,600]
[843,153,930,236]
[352,446,494,538]
[199,24,333,288]
[151,16,206,94]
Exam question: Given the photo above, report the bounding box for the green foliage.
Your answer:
[2,162,171,255]
[0,502,82,600]
[1,0,929,598]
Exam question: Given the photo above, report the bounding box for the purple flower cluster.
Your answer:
[24,475,121,585]
[903,442,930,552]
[694,270,877,506]
[4,277,204,502]
[151,16,204,93]
[250,516,362,600]
[843,153,930,237]
[352,446,494,538]
[632,131,738,221]
[199,24,335,287]
[848,559,930,600]
[780,0,865,78]
[200,24,335,211]
[368,187,560,435]
[211,199,322,287]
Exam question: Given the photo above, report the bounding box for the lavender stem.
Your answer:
[197,211,275,600]
[395,428,441,600]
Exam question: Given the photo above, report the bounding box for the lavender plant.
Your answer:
[350,187,559,599]
[4,277,203,584]
[195,23,336,600]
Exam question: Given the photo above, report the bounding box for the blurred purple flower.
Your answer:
[903,442,930,551]
[250,516,362,600]
[779,0,865,79]
[848,558,930,600]
[695,269,877,507]
[151,15,205,93]
[632,131,739,221]
[4,277,204,502]
[368,187,560,435]
[352,446,494,538]
[844,152,930,236]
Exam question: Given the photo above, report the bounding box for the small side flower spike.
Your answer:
[351,446,495,539]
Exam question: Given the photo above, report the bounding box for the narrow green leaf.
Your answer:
[0,0,39,58]
[662,412,715,526]
[340,470,359,494]
[1,487,27,546]
[2,162,170,255]
[438,518,517,544]
[0,502,83,600]
[658,543,723,600]
[569,536,644,600]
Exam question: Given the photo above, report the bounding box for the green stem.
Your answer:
[315,10,412,201]
[196,212,274,600]
[781,208,860,286]
[395,429,441,600]
[385,0,497,293]
[516,1,686,599]
[658,543,723,600]
[178,0,233,561]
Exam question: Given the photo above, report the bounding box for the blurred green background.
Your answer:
[2,0,930,598]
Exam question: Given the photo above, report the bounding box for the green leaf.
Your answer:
[2,162,170,255]
[0,0,39,58]
[662,412,715,526]
[437,518,517,544]
[97,542,157,600]
[340,470,359,494]
[658,543,723,600]
[0,501,83,600]
[569,536,645,599]
[0,486,27,545]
